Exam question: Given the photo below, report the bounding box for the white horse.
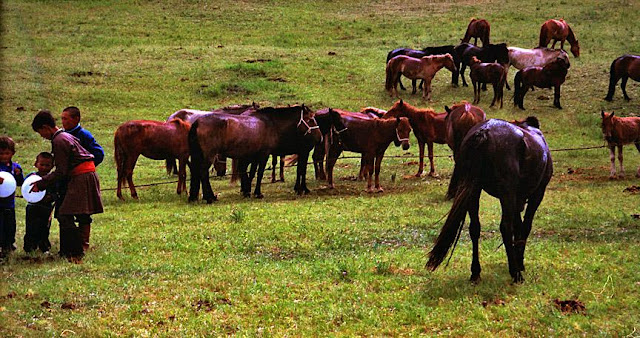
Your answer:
[505,47,569,90]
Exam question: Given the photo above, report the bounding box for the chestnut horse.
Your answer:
[444,101,487,156]
[384,100,447,177]
[454,43,509,88]
[386,54,457,100]
[604,55,640,101]
[600,111,640,178]
[462,18,490,47]
[188,105,322,202]
[325,111,411,192]
[114,119,191,200]
[386,45,461,89]
[469,56,507,108]
[427,117,553,283]
[539,19,580,57]
[513,56,570,109]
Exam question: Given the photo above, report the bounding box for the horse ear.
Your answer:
[611,111,615,117]
[444,105,452,113]
[601,110,605,118]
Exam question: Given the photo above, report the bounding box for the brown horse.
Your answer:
[386,54,457,100]
[444,101,487,156]
[604,55,640,101]
[600,111,640,179]
[539,19,580,57]
[384,100,447,177]
[514,56,570,109]
[114,119,191,200]
[462,18,490,47]
[469,56,507,108]
[325,112,411,192]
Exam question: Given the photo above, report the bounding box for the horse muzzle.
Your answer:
[402,141,410,150]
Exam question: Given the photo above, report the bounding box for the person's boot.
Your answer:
[79,224,91,251]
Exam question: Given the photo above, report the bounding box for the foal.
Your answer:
[600,111,640,179]
[469,56,507,108]
[386,54,457,100]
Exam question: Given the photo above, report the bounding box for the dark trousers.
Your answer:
[24,204,52,253]
[0,208,16,256]
[57,215,84,259]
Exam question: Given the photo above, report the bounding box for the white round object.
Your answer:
[22,175,46,203]
[0,171,17,198]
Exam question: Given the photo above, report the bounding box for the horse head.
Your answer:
[328,108,348,135]
[394,117,412,150]
[386,99,407,118]
[297,105,323,144]
[470,56,481,65]
[601,110,616,143]
[490,43,510,64]
[570,40,580,58]
[443,53,458,73]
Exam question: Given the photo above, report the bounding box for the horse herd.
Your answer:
[111,18,640,283]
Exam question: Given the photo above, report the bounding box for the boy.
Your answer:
[60,106,104,251]
[23,152,56,254]
[30,110,103,263]
[0,136,25,258]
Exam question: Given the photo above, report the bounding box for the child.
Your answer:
[23,152,56,254]
[0,136,25,258]
[30,110,103,263]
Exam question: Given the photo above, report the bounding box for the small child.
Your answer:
[23,152,56,254]
[0,136,25,258]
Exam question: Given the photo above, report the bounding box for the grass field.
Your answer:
[1,0,640,335]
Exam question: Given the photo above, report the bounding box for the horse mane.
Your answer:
[167,118,191,129]
[360,107,387,117]
[448,100,472,111]
[566,25,577,44]
[387,100,436,118]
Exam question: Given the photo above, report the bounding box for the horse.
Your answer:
[454,43,509,88]
[386,45,460,89]
[539,19,580,57]
[604,55,640,101]
[426,117,553,283]
[386,54,457,100]
[600,111,640,179]
[188,105,322,202]
[469,56,507,108]
[506,47,570,90]
[311,108,352,181]
[444,101,487,156]
[114,119,191,200]
[513,56,570,109]
[462,18,490,47]
[324,111,411,192]
[384,100,447,177]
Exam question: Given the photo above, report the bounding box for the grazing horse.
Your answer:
[386,45,461,89]
[604,55,640,101]
[386,54,457,100]
[444,101,487,156]
[462,18,490,47]
[539,19,580,57]
[325,112,411,192]
[188,105,322,202]
[514,57,570,109]
[426,117,553,283]
[455,43,509,88]
[600,111,640,178]
[114,119,191,200]
[384,100,447,177]
[469,56,507,108]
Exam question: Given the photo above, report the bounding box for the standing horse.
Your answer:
[386,45,461,89]
[114,119,191,200]
[384,100,447,177]
[506,47,570,90]
[455,43,509,88]
[188,105,322,202]
[444,101,487,156]
[469,56,507,108]
[539,19,580,57]
[604,55,640,101]
[600,111,640,178]
[386,54,457,100]
[514,56,570,109]
[427,118,553,283]
[462,18,490,47]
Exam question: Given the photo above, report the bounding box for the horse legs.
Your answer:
[468,190,482,283]
[294,152,311,195]
[617,145,625,178]
[238,159,251,197]
[427,142,437,177]
[516,188,546,275]
[373,154,384,192]
[423,79,432,101]
[177,158,187,195]
[313,139,327,180]
[517,86,528,110]
[499,193,522,283]
[472,80,480,104]
[415,140,425,177]
[411,79,417,95]
[363,155,375,193]
[326,145,342,189]
[553,84,562,109]
[460,64,468,87]
[398,75,407,91]
[253,157,268,199]
[125,154,139,199]
[608,145,617,178]
[621,76,632,101]
[635,142,640,177]
[490,82,498,107]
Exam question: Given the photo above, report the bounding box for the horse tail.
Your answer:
[604,57,619,101]
[538,23,548,47]
[513,71,523,106]
[385,59,396,91]
[484,21,490,45]
[427,131,484,271]
[188,120,203,199]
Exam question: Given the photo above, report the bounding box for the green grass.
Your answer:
[1,0,640,335]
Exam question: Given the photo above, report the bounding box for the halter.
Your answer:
[298,111,320,136]
[396,127,410,143]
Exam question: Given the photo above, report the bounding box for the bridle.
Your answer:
[298,111,320,136]
[396,127,410,143]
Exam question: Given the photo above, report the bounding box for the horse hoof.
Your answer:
[376,188,384,193]
[604,97,613,102]
[609,175,617,180]
[470,275,481,284]
[188,196,199,203]
[255,194,264,199]
[512,273,525,284]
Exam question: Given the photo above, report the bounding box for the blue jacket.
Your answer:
[0,161,24,209]
[65,124,104,166]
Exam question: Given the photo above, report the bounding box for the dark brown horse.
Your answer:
[325,111,411,192]
[114,119,191,200]
[384,100,447,177]
[311,108,351,181]
[454,43,509,88]
[462,18,490,47]
[469,56,507,108]
[427,117,553,283]
[444,101,487,156]
[539,19,580,57]
[604,55,640,101]
[386,54,457,100]
[600,111,640,179]
[514,56,570,109]
[188,105,322,202]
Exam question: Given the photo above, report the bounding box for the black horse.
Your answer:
[386,45,460,90]
[454,42,509,89]
[426,117,553,283]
